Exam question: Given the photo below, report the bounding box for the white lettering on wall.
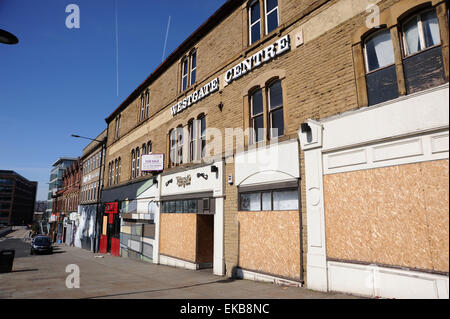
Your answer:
[225,35,291,85]
[171,77,219,116]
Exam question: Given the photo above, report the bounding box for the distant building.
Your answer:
[77,129,107,251]
[49,159,80,243]
[45,158,77,231]
[0,170,37,226]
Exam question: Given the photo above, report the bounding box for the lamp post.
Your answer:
[0,29,19,45]
[71,133,107,253]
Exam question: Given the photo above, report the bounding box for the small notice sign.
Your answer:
[142,154,164,172]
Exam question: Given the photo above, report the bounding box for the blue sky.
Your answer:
[0,0,226,201]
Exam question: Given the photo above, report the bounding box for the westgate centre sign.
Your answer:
[170,34,291,117]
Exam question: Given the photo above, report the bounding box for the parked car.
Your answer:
[30,235,53,255]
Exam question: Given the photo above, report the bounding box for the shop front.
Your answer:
[101,179,157,258]
[159,161,224,276]
[234,139,303,286]
[119,178,159,263]
[75,204,100,252]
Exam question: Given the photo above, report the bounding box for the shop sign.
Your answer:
[105,202,118,214]
[225,34,290,85]
[142,154,164,172]
[176,175,191,188]
[171,77,219,116]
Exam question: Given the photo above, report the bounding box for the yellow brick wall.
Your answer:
[102,0,413,280]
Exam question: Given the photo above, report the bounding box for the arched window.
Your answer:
[142,144,147,176]
[188,119,196,162]
[364,29,395,72]
[107,162,111,186]
[140,94,145,122]
[177,126,184,165]
[403,8,441,56]
[363,29,399,105]
[114,159,118,184]
[182,57,189,91]
[250,88,264,144]
[131,150,135,179]
[401,7,445,94]
[169,129,176,166]
[147,141,152,154]
[145,90,150,118]
[268,80,284,138]
[199,115,206,159]
[136,147,140,177]
[118,157,121,183]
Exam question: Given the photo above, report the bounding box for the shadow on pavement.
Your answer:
[11,268,39,273]
[84,278,238,299]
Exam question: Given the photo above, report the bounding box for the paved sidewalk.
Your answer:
[0,233,360,299]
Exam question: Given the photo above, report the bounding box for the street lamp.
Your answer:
[0,29,19,45]
[71,134,104,143]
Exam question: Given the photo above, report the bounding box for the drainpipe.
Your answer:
[298,178,305,285]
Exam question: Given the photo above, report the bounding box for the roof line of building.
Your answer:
[105,0,245,124]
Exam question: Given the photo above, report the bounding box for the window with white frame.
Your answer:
[363,28,399,105]
[249,0,261,45]
[190,51,197,86]
[115,114,121,140]
[169,129,176,166]
[145,90,150,118]
[250,89,264,144]
[402,8,441,56]
[240,188,298,211]
[140,94,145,122]
[188,119,197,162]
[136,147,140,177]
[268,80,284,138]
[199,115,206,159]
[181,51,197,91]
[364,29,396,72]
[182,57,189,91]
[118,157,121,183]
[177,126,183,165]
[131,150,135,179]
[265,0,278,35]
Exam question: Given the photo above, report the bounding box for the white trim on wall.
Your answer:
[328,261,449,299]
[324,130,449,175]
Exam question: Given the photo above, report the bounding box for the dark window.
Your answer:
[268,80,284,138]
[364,29,399,105]
[240,189,298,211]
[249,1,261,44]
[190,51,197,85]
[265,0,279,34]
[250,89,264,143]
[182,58,188,91]
[402,8,446,94]
[199,115,206,159]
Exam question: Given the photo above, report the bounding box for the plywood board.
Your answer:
[324,160,449,273]
[159,213,197,263]
[237,210,300,280]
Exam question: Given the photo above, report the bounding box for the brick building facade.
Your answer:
[99,0,449,298]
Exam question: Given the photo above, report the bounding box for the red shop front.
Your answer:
[99,202,120,256]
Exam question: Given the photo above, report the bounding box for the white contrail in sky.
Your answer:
[162,15,171,62]
[115,0,119,96]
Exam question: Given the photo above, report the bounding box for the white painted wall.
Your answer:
[299,85,449,299]
[235,139,300,186]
